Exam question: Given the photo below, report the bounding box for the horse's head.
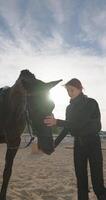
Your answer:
[19,69,62,155]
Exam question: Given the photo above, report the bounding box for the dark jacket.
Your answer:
[56,93,101,137]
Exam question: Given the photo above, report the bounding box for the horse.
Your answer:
[0,69,62,200]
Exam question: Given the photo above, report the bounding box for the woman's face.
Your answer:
[66,85,82,99]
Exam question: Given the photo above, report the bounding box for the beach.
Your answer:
[0,137,106,200]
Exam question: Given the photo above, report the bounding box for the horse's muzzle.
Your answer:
[37,135,54,155]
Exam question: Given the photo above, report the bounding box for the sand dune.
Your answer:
[0,137,106,200]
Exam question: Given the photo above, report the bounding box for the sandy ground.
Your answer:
[0,137,106,200]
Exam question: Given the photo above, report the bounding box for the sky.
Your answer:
[0,0,106,130]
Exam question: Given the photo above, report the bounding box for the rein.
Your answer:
[24,106,35,148]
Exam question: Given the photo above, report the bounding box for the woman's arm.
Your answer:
[44,99,101,135]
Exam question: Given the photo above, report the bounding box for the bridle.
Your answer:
[24,105,35,148]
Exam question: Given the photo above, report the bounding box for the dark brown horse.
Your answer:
[0,69,62,200]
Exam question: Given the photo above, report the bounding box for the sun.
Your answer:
[49,86,69,106]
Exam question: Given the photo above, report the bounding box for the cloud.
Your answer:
[47,0,65,24]
[79,1,106,52]
[100,36,106,50]
[0,0,106,54]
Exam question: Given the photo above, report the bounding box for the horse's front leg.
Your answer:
[0,142,20,200]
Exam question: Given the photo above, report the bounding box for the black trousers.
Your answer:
[74,134,106,200]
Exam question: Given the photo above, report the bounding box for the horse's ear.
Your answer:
[45,79,63,90]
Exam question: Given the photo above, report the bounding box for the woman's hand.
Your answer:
[44,115,57,126]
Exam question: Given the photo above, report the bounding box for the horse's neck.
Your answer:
[3,83,27,125]
[8,81,27,110]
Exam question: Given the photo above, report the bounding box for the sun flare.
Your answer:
[49,86,69,106]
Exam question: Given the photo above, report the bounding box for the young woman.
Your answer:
[44,78,106,200]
